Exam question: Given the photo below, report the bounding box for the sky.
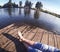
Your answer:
[0,0,60,14]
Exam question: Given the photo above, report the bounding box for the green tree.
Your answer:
[19,1,22,7]
[29,1,32,8]
[24,0,32,8]
[35,2,43,9]
[0,6,2,8]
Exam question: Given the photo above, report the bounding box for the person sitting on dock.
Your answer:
[18,31,60,52]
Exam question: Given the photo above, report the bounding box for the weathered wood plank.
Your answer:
[0,27,15,47]
[0,24,14,38]
[26,28,38,40]
[41,31,48,45]
[2,25,31,52]
[54,34,58,48]
[48,33,54,47]
[0,23,60,52]
[32,28,42,42]
[4,42,16,52]
[0,24,14,33]
[56,35,60,49]
[3,26,25,47]
[2,25,29,48]
[23,26,34,38]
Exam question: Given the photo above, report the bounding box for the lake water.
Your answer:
[0,8,60,34]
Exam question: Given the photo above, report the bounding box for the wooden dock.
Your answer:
[0,23,60,52]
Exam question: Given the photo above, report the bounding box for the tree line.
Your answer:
[19,0,43,9]
[0,0,43,9]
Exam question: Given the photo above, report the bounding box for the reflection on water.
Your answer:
[34,9,40,19]
[0,8,60,34]
[4,8,16,16]
[24,7,30,16]
[19,8,21,15]
[7,8,12,16]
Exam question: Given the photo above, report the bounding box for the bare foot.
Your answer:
[18,31,24,41]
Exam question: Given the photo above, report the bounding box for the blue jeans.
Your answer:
[27,42,60,52]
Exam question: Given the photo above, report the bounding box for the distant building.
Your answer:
[3,0,18,8]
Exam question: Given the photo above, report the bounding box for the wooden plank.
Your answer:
[48,33,54,47]
[0,24,14,43]
[41,31,48,44]
[38,28,45,42]
[0,24,14,33]
[0,27,15,47]
[4,42,15,52]
[0,35,10,47]
[54,34,58,48]
[0,23,60,51]
[18,25,27,32]
[2,25,28,48]
[56,35,60,49]
[21,25,30,34]
[2,40,12,48]
[26,32,35,40]
[10,25,27,39]
[0,24,14,38]
[0,39,3,47]
[4,26,15,33]
[1,25,24,47]
[31,27,37,33]
[32,28,42,42]
[2,33,17,48]
[8,25,26,36]
[0,27,13,42]
[2,25,28,51]
[0,27,19,48]
[26,28,38,40]
[23,26,38,40]
[23,26,34,38]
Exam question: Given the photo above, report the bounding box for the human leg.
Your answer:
[18,31,60,52]
[18,31,42,52]
[18,31,35,46]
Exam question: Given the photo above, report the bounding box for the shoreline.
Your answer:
[31,8,60,18]
[0,7,60,18]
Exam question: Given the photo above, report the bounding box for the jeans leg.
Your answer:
[27,46,42,52]
[31,42,60,52]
